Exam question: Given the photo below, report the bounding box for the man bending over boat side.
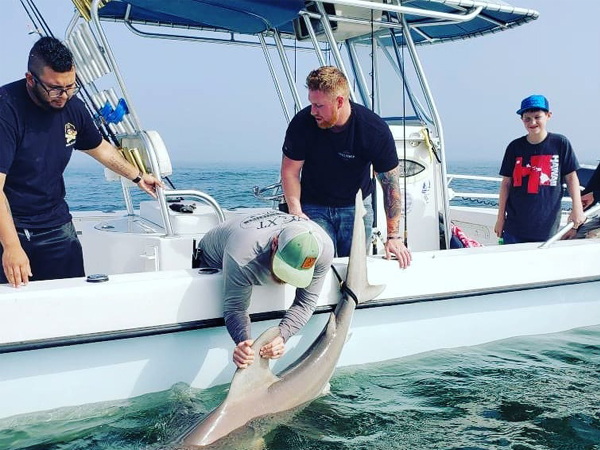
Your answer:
[280,66,411,268]
[196,211,334,369]
[0,37,163,287]
[494,95,585,244]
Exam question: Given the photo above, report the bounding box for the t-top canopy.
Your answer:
[95,0,538,45]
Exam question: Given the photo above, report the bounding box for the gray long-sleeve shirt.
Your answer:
[198,210,334,343]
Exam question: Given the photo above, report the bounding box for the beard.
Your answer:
[315,106,339,129]
[31,84,67,110]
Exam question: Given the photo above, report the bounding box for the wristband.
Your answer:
[387,236,401,240]
[131,171,143,184]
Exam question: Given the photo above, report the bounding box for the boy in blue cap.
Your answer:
[494,95,586,244]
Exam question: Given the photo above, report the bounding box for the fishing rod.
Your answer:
[18,0,177,190]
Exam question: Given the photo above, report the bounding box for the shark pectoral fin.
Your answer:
[363,283,386,302]
[228,327,280,397]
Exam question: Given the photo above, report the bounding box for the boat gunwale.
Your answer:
[2,274,598,355]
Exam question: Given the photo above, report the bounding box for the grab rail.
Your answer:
[164,190,226,224]
[325,0,483,23]
[539,203,600,249]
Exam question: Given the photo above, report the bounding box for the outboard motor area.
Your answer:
[373,124,441,252]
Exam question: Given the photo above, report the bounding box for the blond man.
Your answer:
[280,66,410,268]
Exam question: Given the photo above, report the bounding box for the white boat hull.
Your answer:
[2,238,599,420]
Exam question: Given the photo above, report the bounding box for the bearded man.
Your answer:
[0,37,162,287]
[280,66,411,268]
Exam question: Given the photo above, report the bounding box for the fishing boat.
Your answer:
[1,0,599,422]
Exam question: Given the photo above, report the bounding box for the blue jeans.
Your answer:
[502,230,526,244]
[0,221,85,283]
[303,196,374,257]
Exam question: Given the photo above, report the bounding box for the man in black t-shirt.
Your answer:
[0,37,163,287]
[280,66,410,268]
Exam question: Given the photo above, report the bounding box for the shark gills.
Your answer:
[183,190,385,447]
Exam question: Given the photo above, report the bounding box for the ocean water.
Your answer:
[63,161,501,213]
[2,326,599,450]
[3,162,598,449]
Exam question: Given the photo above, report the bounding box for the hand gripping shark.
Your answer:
[183,190,385,447]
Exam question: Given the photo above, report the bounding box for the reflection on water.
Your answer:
[2,325,599,450]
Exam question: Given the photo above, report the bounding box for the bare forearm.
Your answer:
[566,172,584,214]
[0,193,21,250]
[376,166,402,236]
[86,140,139,180]
[281,156,305,214]
[497,177,511,217]
[282,174,302,212]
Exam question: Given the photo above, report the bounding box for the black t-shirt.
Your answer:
[0,79,102,228]
[582,163,600,197]
[282,101,398,207]
[499,132,579,241]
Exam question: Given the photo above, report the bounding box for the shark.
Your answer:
[182,190,385,448]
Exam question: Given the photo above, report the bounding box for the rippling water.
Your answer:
[2,325,599,450]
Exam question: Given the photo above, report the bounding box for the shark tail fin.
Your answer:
[228,327,280,397]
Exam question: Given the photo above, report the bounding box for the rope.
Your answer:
[330,265,359,306]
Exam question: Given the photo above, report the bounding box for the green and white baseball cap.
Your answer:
[273,223,323,288]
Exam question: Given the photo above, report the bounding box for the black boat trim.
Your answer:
[2,276,599,355]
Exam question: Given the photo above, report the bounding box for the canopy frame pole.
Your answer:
[400,12,451,249]
[371,26,380,114]
[346,39,371,107]
[300,12,327,67]
[314,1,357,102]
[378,36,432,125]
[272,30,303,113]
[323,0,483,22]
[258,34,291,124]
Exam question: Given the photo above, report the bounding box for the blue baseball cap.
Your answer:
[516,95,549,115]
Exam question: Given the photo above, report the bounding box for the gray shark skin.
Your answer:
[182,190,385,448]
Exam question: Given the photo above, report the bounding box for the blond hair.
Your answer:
[305,66,350,99]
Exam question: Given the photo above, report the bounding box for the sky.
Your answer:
[1,0,599,166]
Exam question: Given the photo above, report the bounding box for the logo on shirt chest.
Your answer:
[512,154,559,193]
[65,123,77,147]
[337,150,355,161]
[240,210,303,230]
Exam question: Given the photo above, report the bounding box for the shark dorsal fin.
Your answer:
[345,189,386,304]
[227,327,280,398]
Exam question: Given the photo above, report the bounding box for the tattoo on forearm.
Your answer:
[376,167,402,235]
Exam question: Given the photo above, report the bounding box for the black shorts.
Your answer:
[0,221,84,283]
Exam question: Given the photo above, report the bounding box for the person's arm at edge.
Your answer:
[0,173,32,287]
[221,254,257,369]
[581,163,600,209]
[375,166,411,268]
[83,139,164,198]
[494,176,511,238]
[281,156,307,219]
[565,171,586,228]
